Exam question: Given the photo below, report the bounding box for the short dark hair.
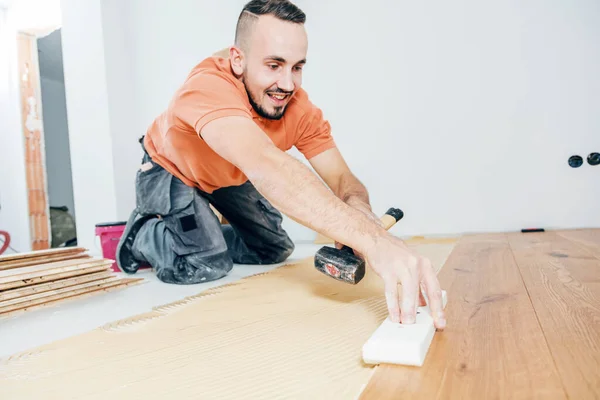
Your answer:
[235,0,306,50]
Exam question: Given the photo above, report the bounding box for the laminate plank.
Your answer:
[555,229,600,261]
[0,259,113,284]
[0,265,113,291]
[0,254,91,271]
[0,278,142,314]
[507,231,600,399]
[0,247,86,264]
[0,258,110,280]
[0,278,144,319]
[0,270,113,301]
[0,276,119,308]
[359,233,566,399]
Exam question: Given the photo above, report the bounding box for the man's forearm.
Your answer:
[199,116,388,256]
[244,146,386,256]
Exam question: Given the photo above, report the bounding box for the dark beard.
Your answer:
[245,87,286,120]
[242,73,288,120]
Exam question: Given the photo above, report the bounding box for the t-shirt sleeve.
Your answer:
[294,104,336,160]
[171,71,252,135]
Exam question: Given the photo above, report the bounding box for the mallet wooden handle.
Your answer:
[340,207,404,254]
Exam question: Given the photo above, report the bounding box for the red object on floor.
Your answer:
[95,222,150,272]
[0,230,10,255]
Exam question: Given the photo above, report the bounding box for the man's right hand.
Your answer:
[364,235,446,330]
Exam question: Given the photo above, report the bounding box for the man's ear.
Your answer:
[229,46,245,77]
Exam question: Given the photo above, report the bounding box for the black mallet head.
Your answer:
[313,207,404,285]
[314,246,365,285]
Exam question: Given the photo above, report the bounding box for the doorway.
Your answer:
[37,28,77,247]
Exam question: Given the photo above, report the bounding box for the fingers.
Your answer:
[421,257,446,330]
[399,261,419,324]
[375,244,446,329]
[384,278,400,323]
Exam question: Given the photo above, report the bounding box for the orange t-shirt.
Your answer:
[143,56,336,194]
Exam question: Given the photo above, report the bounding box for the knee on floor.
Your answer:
[156,251,234,285]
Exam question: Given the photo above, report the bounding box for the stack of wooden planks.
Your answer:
[0,247,144,319]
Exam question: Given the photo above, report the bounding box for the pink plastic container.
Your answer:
[95,221,127,272]
[95,221,152,272]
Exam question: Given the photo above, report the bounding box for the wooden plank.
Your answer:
[0,277,132,313]
[0,253,90,271]
[0,270,113,301]
[0,278,144,319]
[507,231,600,399]
[404,236,460,245]
[555,229,600,260]
[0,276,119,308]
[0,247,86,263]
[359,233,566,400]
[0,264,112,291]
[0,257,105,279]
[0,259,113,284]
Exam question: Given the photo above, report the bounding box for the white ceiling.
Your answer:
[37,28,64,83]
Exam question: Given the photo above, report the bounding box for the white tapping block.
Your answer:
[362,290,448,367]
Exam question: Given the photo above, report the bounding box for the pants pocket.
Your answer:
[135,161,174,216]
[163,194,224,256]
[135,160,222,256]
[161,178,223,256]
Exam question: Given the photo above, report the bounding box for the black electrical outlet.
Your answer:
[587,152,600,166]
[569,155,583,168]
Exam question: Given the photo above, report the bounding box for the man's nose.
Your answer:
[277,70,294,92]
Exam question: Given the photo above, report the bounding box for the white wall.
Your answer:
[0,6,31,252]
[297,0,600,237]
[101,0,138,221]
[39,76,75,218]
[60,0,118,251]
[62,0,600,246]
[105,0,249,221]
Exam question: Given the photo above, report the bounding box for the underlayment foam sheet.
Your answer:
[0,243,455,399]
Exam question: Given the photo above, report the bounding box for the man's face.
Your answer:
[240,15,308,120]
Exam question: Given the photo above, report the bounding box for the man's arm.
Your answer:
[309,148,382,227]
[201,116,382,254]
[308,147,368,203]
[199,116,446,329]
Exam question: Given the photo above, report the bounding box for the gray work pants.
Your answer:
[118,139,295,284]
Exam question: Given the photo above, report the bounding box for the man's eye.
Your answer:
[268,64,279,70]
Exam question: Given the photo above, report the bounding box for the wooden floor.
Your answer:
[359,229,600,399]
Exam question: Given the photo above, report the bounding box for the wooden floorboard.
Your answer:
[555,229,600,260]
[359,233,565,399]
[507,230,600,399]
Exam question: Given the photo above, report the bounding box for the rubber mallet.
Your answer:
[314,207,404,284]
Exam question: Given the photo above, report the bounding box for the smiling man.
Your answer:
[117,0,446,330]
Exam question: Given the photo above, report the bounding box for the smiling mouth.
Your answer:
[267,92,291,104]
